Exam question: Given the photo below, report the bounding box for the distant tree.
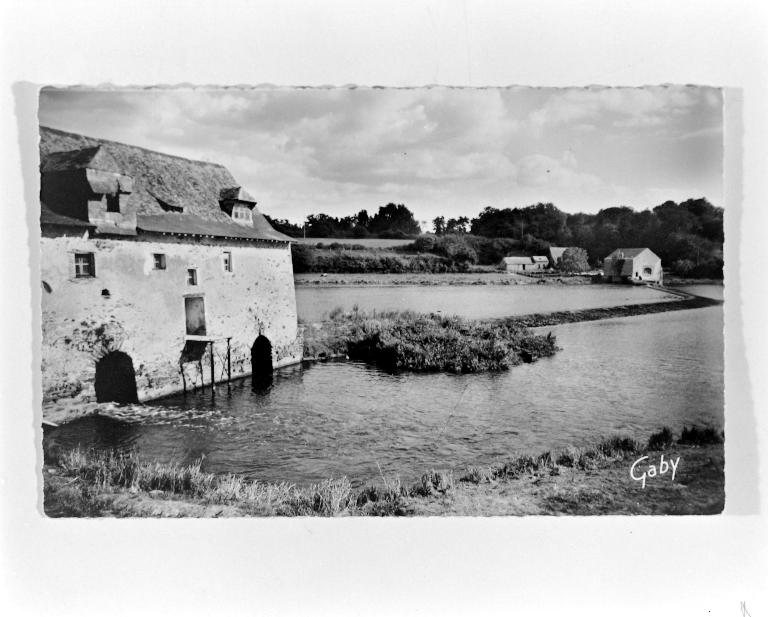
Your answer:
[305,213,340,237]
[368,203,421,236]
[356,209,370,229]
[445,216,470,234]
[558,247,590,273]
[470,206,518,238]
[432,216,446,235]
[264,215,303,237]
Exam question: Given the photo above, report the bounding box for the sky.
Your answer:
[38,86,723,228]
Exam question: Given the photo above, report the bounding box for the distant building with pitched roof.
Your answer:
[602,248,663,283]
[499,255,549,273]
[548,246,568,268]
[39,126,301,410]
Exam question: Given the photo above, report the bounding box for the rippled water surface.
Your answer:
[44,285,724,486]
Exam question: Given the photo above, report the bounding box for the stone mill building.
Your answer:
[39,126,302,409]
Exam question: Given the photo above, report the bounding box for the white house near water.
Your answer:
[500,256,549,273]
[602,248,663,283]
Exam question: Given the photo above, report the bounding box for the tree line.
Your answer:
[461,199,723,276]
[265,203,421,239]
[271,197,724,277]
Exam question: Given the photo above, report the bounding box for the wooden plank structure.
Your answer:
[181,335,233,394]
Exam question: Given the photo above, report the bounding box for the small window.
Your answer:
[74,253,95,278]
[643,267,653,276]
[153,253,166,270]
[223,251,232,272]
[231,205,252,224]
[187,268,198,286]
[106,193,120,213]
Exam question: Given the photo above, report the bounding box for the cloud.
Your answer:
[527,86,707,132]
[516,152,603,193]
[38,86,723,221]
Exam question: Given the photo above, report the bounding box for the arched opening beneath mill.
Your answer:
[251,335,273,389]
[94,351,139,404]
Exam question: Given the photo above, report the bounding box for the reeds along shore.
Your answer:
[301,309,559,373]
[44,425,724,517]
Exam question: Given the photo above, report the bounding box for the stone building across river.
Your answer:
[602,248,663,284]
[39,126,301,407]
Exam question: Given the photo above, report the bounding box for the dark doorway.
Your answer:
[185,296,206,336]
[251,335,273,377]
[94,351,138,404]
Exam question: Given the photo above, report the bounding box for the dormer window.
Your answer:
[219,186,257,226]
[231,205,252,225]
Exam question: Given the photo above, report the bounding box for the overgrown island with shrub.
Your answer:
[277,199,723,279]
[302,309,559,372]
[44,425,724,517]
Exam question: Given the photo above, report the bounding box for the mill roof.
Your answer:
[40,145,122,174]
[137,213,290,242]
[40,204,97,229]
[39,126,292,242]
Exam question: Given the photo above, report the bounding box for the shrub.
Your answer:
[647,427,675,450]
[460,466,496,484]
[340,311,558,373]
[291,244,317,273]
[558,247,590,273]
[309,477,353,516]
[414,470,454,496]
[679,425,723,446]
[597,436,642,457]
[411,235,437,252]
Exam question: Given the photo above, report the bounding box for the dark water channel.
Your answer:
[44,285,724,487]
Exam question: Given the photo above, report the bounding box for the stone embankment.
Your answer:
[502,292,721,329]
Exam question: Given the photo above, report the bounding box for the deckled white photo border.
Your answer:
[1,1,766,615]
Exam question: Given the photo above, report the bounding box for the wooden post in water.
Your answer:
[210,341,216,393]
[226,337,232,383]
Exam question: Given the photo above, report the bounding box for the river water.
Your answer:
[43,285,724,487]
[295,283,673,321]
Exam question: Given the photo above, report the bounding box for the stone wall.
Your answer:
[40,231,301,407]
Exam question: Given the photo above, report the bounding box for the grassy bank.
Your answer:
[302,309,558,373]
[43,425,724,517]
[295,272,540,286]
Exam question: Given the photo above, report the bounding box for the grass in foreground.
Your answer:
[302,308,559,373]
[44,425,724,517]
